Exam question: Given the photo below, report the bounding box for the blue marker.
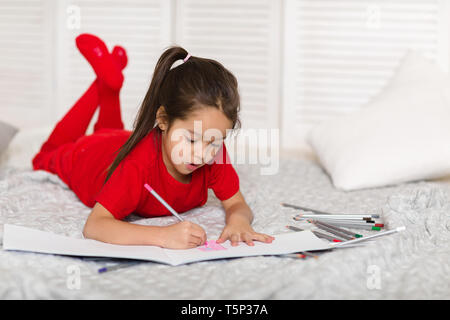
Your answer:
[98,261,141,273]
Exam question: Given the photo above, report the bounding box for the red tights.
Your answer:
[32,34,127,178]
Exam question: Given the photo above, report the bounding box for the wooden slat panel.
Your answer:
[282,0,445,150]
[175,0,281,132]
[0,0,53,129]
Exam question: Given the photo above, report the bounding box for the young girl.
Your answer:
[32,33,274,249]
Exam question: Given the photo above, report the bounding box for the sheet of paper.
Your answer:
[2,224,332,266]
[165,231,332,265]
[2,224,171,264]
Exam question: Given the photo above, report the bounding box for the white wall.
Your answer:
[1,0,449,154]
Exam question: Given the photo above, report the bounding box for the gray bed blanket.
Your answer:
[0,157,449,299]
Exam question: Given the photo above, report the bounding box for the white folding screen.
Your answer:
[0,0,53,128]
[55,0,172,131]
[282,0,449,151]
[174,0,282,133]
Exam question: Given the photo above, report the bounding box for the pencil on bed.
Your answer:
[281,202,380,219]
[311,222,354,240]
[294,213,374,220]
[333,226,406,247]
[144,183,184,221]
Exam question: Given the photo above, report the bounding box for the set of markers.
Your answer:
[282,202,384,231]
[282,202,406,259]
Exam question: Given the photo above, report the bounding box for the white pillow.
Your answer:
[306,51,450,191]
[0,119,18,155]
[0,125,53,170]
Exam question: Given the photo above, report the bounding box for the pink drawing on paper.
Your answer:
[198,240,227,252]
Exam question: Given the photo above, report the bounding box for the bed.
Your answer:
[0,126,449,299]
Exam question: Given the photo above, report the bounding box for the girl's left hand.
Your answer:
[216,223,275,247]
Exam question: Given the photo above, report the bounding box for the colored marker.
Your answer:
[286,225,302,232]
[294,214,374,221]
[98,261,141,273]
[310,220,363,238]
[311,223,354,240]
[286,225,343,242]
[281,202,380,218]
[333,226,406,247]
[300,251,319,259]
[319,219,384,227]
[144,183,184,221]
[278,253,306,259]
[320,222,382,231]
[331,221,384,227]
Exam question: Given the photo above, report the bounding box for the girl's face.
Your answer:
[157,106,233,181]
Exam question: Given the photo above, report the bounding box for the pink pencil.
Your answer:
[144,183,184,221]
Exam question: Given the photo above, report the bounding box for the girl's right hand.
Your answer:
[160,221,207,249]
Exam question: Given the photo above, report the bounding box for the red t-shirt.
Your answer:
[68,127,239,220]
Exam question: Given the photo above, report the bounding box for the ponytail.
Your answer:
[104,45,240,184]
[104,46,188,183]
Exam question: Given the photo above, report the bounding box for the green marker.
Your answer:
[310,219,363,238]
[323,223,381,231]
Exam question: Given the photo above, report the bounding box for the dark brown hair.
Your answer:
[104,46,241,183]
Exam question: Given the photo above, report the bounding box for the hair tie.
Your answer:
[183,53,191,62]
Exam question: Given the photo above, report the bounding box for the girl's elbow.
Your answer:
[83,213,102,240]
[83,202,114,239]
[82,218,95,239]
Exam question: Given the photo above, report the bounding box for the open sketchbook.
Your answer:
[2,224,333,266]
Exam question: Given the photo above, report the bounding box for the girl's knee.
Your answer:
[32,152,50,170]
[32,153,43,170]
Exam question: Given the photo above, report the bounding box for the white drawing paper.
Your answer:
[2,224,332,266]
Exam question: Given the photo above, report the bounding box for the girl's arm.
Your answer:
[83,202,206,249]
[216,190,275,246]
